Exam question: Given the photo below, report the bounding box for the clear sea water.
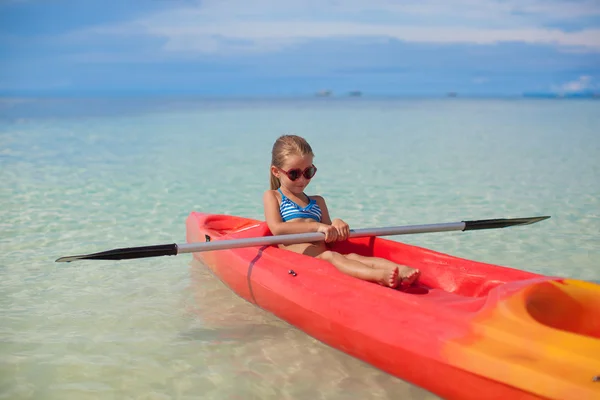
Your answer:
[1,97,599,399]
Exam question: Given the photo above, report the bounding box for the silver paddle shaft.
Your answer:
[175,222,466,254]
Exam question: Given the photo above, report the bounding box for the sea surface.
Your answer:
[1,97,599,399]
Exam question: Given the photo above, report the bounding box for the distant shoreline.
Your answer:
[2,95,598,121]
[1,93,599,101]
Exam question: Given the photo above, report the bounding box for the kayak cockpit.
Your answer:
[198,215,545,302]
[525,279,600,339]
[331,235,541,298]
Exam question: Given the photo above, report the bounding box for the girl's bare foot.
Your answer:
[376,266,399,288]
[398,266,420,287]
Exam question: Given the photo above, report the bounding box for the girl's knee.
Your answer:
[317,250,339,261]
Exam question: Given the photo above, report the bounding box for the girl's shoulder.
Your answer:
[263,189,282,202]
[307,194,326,204]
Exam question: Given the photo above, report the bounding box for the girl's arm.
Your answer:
[263,190,322,235]
[313,195,332,225]
[315,196,350,240]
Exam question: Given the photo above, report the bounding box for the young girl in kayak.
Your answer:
[263,134,420,289]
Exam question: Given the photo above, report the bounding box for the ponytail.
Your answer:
[270,173,280,190]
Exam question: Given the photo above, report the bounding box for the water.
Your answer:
[1,97,599,399]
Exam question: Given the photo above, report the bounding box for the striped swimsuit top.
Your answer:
[278,188,323,222]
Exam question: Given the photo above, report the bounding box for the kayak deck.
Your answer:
[186,212,600,400]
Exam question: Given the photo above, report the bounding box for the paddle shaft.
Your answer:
[177,221,465,254]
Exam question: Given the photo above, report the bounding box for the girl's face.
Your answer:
[272,154,316,193]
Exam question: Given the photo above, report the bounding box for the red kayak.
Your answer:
[186,212,600,400]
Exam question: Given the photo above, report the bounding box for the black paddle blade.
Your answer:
[55,243,178,263]
[463,216,550,231]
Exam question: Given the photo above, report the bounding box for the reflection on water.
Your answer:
[185,260,440,399]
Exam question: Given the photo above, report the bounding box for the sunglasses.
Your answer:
[278,165,317,181]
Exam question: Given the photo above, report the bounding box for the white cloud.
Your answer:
[0,78,72,91]
[140,0,600,23]
[69,0,600,55]
[555,75,595,93]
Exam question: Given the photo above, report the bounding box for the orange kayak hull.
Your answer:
[186,212,600,400]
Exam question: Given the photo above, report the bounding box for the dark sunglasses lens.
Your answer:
[288,169,301,180]
[304,166,317,179]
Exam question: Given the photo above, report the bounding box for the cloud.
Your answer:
[133,0,600,24]
[472,77,489,84]
[63,0,600,57]
[555,75,595,93]
[2,0,599,96]
[0,78,72,91]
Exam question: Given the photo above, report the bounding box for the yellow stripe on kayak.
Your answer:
[442,279,600,400]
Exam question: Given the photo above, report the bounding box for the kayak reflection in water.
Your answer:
[262,134,420,289]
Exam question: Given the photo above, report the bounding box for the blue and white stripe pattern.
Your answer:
[278,188,322,222]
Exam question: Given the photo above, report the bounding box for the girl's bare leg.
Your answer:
[345,253,420,287]
[317,251,398,288]
[279,244,398,288]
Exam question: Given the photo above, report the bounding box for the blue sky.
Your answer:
[1,0,600,96]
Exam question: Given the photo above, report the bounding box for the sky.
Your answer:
[1,0,600,96]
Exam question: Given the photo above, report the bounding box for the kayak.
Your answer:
[185,212,600,400]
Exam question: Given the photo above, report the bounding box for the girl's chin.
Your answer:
[282,184,308,193]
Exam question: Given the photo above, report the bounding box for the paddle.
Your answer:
[55,215,550,263]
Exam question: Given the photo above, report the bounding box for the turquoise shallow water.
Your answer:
[1,97,599,399]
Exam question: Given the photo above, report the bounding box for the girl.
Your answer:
[263,134,420,289]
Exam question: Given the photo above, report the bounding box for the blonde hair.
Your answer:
[270,134,314,190]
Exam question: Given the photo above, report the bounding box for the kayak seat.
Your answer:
[202,214,265,237]
[525,279,600,339]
